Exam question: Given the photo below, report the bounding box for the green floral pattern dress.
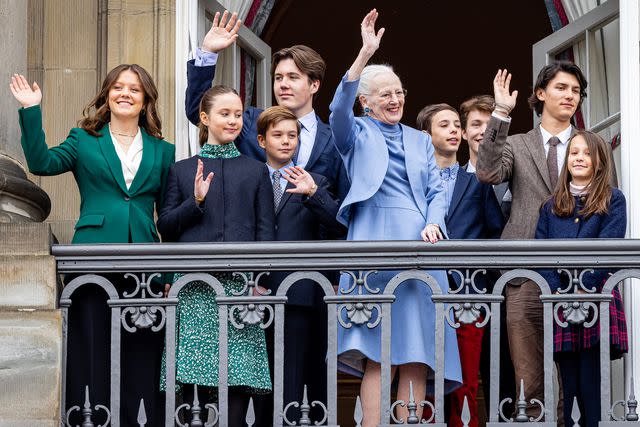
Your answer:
[162,142,271,394]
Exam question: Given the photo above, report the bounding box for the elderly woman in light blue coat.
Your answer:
[330,9,462,426]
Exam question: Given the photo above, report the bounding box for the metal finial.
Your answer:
[627,377,639,421]
[190,384,203,427]
[461,396,471,427]
[137,398,147,426]
[299,385,312,426]
[571,397,581,427]
[354,396,363,427]
[514,379,529,422]
[245,397,256,427]
[406,381,419,423]
[81,385,94,427]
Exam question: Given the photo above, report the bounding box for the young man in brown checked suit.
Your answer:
[475,63,591,420]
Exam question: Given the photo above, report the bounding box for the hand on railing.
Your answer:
[202,10,242,54]
[421,224,443,244]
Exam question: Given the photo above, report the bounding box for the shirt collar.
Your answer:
[297,110,317,132]
[439,162,460,181]
[466,161,476,174]
[267,161,295,176]
[540,123,572,145]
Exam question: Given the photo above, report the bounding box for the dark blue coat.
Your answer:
[185,60,350,204]
[445,167,505,292]
[535,188,627,292]
[157,154,275,243]
[264,172,345,306]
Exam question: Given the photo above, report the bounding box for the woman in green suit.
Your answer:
[11,65,175,426]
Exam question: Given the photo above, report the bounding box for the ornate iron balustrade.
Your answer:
[52,239,640,427]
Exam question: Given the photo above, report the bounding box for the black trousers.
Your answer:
[255,304,328,424]
[556,347,601,427]
[64,277,165,427]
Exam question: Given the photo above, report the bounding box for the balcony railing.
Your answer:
[51,239,640,427]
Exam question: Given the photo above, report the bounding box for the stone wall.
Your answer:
[0,223,61,427]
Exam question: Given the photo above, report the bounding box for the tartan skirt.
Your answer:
[554,286,628,359]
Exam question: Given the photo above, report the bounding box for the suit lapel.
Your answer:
[97,125,129,195]
[303,118,330,170]
[400,124,427,219]
[447,169,471,220]
[523,126,553,192]
[275,181,294,216]
[129,129,156,195]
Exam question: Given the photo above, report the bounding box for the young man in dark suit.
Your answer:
[256,106,344,422]
[417,103,505,427]
[185,11,348,202]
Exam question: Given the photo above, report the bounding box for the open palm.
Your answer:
[10,74,42,108]
[202,11,242,53]
[360,9,385,54]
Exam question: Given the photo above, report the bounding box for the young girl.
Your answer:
[158,85,275,426]
[535,130,627,427]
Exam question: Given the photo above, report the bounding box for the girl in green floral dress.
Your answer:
[158,85,275,426]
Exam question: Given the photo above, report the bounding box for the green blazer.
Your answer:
[18,105,175,244]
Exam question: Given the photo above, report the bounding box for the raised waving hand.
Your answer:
[202,10,242,53]
[194,159,214,204]
[492,69,518,117]
[10,74,42,108]
[283,166,318,197]
[347,9,386,81]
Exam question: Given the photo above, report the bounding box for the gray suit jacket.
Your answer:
[476,116,568,239]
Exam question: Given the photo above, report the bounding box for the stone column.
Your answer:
[0,0,50,223]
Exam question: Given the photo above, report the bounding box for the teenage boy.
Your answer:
[459,95,511,220]
[459,95,517,416]
[417,103,504,427]
[185,11,348,202]
[256,106,344,421]
[475,63,615,419]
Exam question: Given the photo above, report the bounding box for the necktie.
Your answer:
[547,136,560,190]
[292,120,304,165]
[272,170,282,209]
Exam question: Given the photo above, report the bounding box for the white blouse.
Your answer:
[109,125,143,190]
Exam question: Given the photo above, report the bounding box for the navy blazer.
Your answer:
[263,172,345,306]
[535,188,626,292]
[157,154,275,243]
[185,60,350,203]
[446,167,505,292]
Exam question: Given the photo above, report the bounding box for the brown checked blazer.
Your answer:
[475,116,573,240]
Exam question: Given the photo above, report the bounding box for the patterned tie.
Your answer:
[547,136,560,190]
[292,120,304,165]
[272,170,282,209]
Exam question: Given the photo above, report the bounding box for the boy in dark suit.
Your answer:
[185,11,348,202]
[256,105,344,422]
[417,103,505,427]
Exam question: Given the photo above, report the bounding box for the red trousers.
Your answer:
[449,322,485,427]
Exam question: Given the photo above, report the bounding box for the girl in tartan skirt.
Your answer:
[535,130,628,427]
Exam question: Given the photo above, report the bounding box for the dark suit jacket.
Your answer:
[185,60,350,203]
[264,172,344,306]
[157,154,275,242]
[446,167,505,292]
[535,189,626,292]
[18,105,175,244]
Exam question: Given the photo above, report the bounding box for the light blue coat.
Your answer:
[329,74,448,236]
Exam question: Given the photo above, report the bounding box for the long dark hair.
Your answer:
[553,130,612,218]
[527,61,587,117]
[78,64,163,139]
[198,85,241,146]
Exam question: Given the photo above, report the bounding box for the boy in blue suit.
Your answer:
[417,103,505,427]
[185,11,348,203]
[256,106,344,422]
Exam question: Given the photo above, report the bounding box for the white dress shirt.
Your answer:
[295,110,318,169]
[539,124,572,176]
[110,125,143,190]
